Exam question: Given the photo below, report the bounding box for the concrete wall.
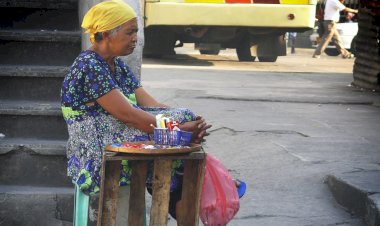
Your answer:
[352,1,380,91]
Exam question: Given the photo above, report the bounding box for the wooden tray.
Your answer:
[105,141,201,155]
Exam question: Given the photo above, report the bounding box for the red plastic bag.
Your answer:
[200,154,240,226]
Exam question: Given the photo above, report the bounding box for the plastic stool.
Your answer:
[73,183,89,226]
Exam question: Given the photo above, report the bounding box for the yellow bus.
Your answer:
[143,0,317,62]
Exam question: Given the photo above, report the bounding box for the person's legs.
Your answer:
[288,32,296,54]
[331,29,352,58]
[313,21,335,57]
[290,38,296,54]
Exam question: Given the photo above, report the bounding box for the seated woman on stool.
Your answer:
[60,0,211,219]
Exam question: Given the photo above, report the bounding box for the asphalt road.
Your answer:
[143,45,356,74]
[140,46,379,226]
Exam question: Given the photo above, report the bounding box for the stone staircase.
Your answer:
[0,0,80,225]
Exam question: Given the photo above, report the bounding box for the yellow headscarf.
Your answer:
[81,0,137,44]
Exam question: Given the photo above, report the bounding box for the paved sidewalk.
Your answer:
[145,45,357,74]
[142,50,380,225]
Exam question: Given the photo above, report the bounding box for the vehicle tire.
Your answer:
[236,37,255,62]
[350,35,357,55]
[258,56,278,62]
[324,48,340,56]
[199,49,220,55]
[143,27,176,58]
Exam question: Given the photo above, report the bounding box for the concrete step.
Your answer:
[0,1,78,31]
[0,100,68,139]
[326,173,380,226]
[0,30,81,65]
[0,138,72,187]
[0,0,77,9]
[0,65,67,101]
[0,29,81,42]
[0,185,74,226]
[0,9,79,30]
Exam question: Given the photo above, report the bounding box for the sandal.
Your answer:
[235,179,246,199]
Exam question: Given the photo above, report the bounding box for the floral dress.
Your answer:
[61,50,195,195]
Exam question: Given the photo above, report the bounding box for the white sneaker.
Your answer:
[312,55,321,59]
[342,53,354,59]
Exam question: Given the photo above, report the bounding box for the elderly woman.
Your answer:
[60,0,211,219]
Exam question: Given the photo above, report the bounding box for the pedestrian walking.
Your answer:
[312,0,358,59]
[288,32,297,54]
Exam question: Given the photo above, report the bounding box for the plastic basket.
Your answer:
[167,130,181,146]
[154,128,168,145]
[154,129,181,146]
[179,131,193,146]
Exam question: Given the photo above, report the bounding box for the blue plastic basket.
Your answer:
[179,131,192,146]
[167,130,181,146]
[154,129,192,146]
[153,129,181,146]
[153,128,168,145]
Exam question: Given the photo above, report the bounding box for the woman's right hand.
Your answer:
[179,116,212,143]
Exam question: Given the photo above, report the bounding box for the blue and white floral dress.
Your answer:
[61,50,195,195]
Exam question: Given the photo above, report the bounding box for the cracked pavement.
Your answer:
[141,47,380,226]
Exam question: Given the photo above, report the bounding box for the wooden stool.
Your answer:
[97,145,205,226]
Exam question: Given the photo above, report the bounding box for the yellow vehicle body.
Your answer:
[143,0,317,62]
[145,1,316,28]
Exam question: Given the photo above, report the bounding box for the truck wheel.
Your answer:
[324,48,340,56]
[236,37,255,62]
[200,49,220,55]
[258,56,278,62]
[143,27,176,58]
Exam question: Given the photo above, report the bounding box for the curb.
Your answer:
[325,173,380,226]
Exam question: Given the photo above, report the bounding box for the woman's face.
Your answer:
[108,18,138,56]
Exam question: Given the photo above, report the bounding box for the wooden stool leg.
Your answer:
[98,160,121,226]
[128,161,148,226]
[149,159,172,226]
[177,159,206,226]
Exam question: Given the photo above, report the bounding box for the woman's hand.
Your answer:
[179,116,212,143]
